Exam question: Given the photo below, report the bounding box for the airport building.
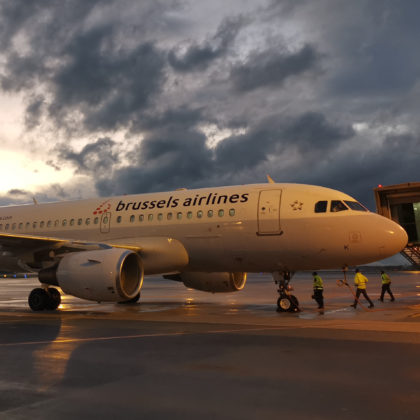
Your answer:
[374,182,420,267]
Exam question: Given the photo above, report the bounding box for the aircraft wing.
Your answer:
[0,233,188,274]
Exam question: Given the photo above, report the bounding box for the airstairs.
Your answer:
[401,244,420,268]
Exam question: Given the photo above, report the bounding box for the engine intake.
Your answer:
[39,248,143,302]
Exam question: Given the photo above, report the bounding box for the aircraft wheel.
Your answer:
[118,292,141,304]
[45,288,61,310]
[28,288,48,311]
[277,296,291,312]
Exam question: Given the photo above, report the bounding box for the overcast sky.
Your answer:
[0,0,419,210]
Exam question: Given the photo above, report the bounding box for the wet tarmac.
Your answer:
[0,270,419,419]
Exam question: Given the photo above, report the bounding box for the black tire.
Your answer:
[45,288,61,310]
[28,288,48,311]
[277,296,291,312]
[118,292,141,304]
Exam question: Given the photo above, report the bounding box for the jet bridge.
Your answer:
[374,182,420,267]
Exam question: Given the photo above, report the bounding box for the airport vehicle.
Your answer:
[0,182,408,311]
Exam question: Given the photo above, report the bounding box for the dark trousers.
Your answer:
[353,288,373,307]
[314,289,324,309]
[380,283,395,301]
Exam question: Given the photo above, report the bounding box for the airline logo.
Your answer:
[93,200,111,215]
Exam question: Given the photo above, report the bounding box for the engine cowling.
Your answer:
[171,272,247,293]
[39,248,143,302]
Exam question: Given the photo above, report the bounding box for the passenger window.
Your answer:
[32,222,37,229]
[62,219,67,226]
[167,213,173,220]
[0,224,2,230]
[330,200,348,212]
[218,209,224,217]
[148,214,153,221]
[26,222,30,229]
[187,211,193,219]
[47,220,52,227]
[158,213,163,221]
[19,223,23,229]
[344,200,368,212]
[40,221,45,228]
[70,219,75,226]
[86,218,91,225]
[197,210,203,218]
[130,215,135,223]
[314,201,328,213]
[208,210,213,218]
[12,223,16,230]
[78,218,82,225]
[139,215,144,222]
[177,212,182,220]
[54,220,59,227]
[94,217,99,225]
[117,216,122,223]
[5,224,10,230]
[103,216,109,224]
[229,209,235,216]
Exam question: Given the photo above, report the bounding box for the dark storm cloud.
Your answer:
[59,137,119,174]
[0,0,170,132]
[24,95,45,130]
[168,16,246,72]
[230,44,319,92]
[96,109,354,196]
[0,0,419,207]
[97,107,213,195]
[215,112,353,171]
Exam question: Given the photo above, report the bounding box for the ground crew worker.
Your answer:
[350,268,374,308]
[312,272,324,311]
[379,270,395,302]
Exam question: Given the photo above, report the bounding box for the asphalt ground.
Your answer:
[0,270,419,419]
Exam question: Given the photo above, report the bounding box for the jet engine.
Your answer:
[166,272,247,293]
[39,248,143,302]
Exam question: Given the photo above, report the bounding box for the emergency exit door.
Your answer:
[258,190,282,235]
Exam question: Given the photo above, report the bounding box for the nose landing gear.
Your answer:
[273,271,300,312]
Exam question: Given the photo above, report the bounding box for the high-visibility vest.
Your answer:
[313,275,323,290]
[354,272,368,289]
[381,273,391,285]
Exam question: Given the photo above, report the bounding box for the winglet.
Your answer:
[266,174,275,184]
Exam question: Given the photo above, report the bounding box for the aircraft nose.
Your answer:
[379,217,408,257]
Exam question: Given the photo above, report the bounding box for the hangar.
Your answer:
[374,182,420,267]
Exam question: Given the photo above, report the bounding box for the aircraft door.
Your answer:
[100,212,111,233]
[258,190,282,235]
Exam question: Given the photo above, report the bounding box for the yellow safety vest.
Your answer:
[354,272,368,289]
[381,273,391,285]
[313,275,323,290]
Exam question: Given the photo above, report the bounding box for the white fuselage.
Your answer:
[0,183,408,274]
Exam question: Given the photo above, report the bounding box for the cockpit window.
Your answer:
[330,200,348,212]
[344,200,368,212]
[314,201,328,213]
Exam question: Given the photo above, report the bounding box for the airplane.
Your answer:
[0,181,408,312]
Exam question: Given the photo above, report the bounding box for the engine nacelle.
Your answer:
[39,248,143,302]
[172,272,247,293]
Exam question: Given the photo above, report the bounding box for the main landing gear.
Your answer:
[273,271,300,312]
[28,287,61,311]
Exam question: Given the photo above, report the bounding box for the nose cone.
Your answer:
[379,217,408,258]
